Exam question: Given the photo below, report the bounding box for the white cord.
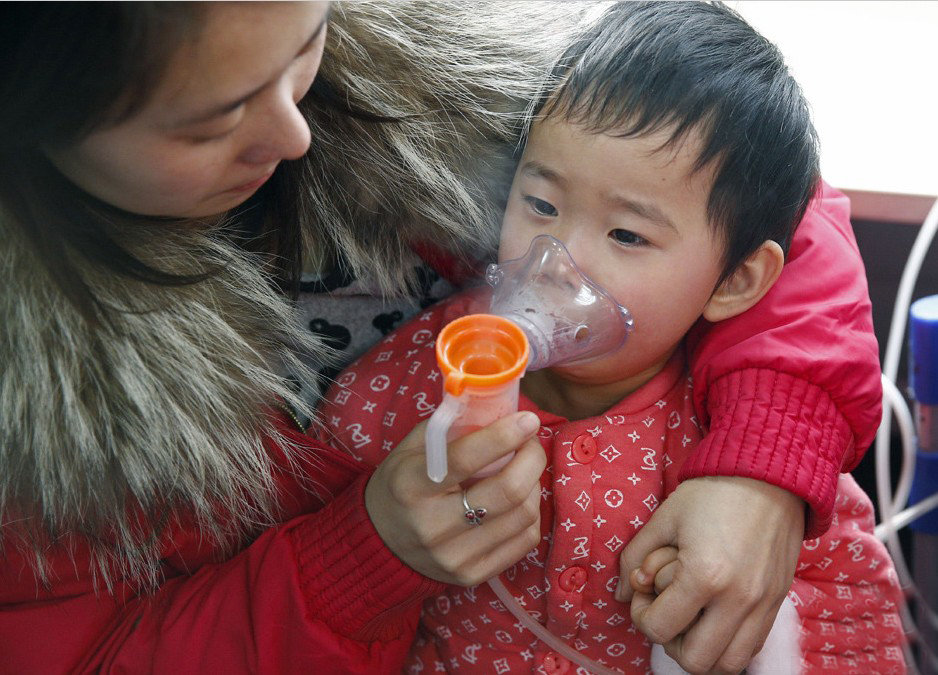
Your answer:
[877,376,919,537]
[878,196,938,390]
[876,492,938,538]
[875,195,938,525]
[872,195,938,674]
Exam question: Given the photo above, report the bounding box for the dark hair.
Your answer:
[0,3,318,320]
[533,1,820,279]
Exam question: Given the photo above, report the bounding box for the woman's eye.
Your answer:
[184,106,245,144]
[523,196,558,217]
[187,126,238,144]
[611,229,647,246]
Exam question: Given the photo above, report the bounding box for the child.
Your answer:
[318,3,904,673]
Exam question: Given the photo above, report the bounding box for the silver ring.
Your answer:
[462,490,487,526]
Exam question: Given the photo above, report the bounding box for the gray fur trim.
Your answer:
[300,1,597,296]
[1,221,325,588]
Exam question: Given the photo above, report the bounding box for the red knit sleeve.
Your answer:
[683,182,882,538]
[0,421,443,674]
[288,473,444,641]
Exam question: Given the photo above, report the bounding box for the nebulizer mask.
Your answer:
[424,234,633,675]
[425,234,633,482]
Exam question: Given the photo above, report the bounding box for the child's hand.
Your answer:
[629,545,679,596]
[364,411,546,586]
[615,476,804,675]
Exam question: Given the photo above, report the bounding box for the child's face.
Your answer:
[500,116,725,388]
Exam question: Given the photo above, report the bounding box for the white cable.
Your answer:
[876,492,938,539]
[875,378,925,674]
[872,196,938,674]
[875,196,938,493]
[879,196,938,387]
[880,376,920,521]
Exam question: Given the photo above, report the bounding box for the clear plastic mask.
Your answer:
[486,234,634,370]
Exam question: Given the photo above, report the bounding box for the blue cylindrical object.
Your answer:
[909,296,938,530]
[910,295,938,405]
[909,451,938,533]
[910,296,938,670]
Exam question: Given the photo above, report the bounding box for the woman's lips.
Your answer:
[227,168,276,193]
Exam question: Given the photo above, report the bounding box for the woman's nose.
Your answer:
[238,84,312,165]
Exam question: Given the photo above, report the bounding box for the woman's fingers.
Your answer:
[456,436,546,516]
[364,411,546,585]
[442,411,542,487]
[432,481,544,585]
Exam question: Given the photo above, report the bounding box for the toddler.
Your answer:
[319,3,905,672]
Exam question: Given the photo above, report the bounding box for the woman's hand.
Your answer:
[364,411,545,586]
[616,476,805,674]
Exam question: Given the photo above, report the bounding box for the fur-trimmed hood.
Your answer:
[0,1,597,585]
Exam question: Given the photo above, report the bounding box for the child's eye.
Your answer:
[523,195,558,217]
[610,229,647,246]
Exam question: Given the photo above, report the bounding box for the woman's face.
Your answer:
[46,2,329,219]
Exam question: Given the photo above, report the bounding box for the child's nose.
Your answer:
[555,230,589,268]
[540,232,591,290]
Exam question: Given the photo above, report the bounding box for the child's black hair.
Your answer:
[532,1,820,279]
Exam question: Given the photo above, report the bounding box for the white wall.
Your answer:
[733,1,938,199]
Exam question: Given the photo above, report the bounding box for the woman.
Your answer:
[0,2,882,673]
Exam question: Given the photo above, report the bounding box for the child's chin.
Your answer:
[546,360,610,384]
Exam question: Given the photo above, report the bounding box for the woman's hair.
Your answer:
[528,1,821,280]
[1,4,216,318]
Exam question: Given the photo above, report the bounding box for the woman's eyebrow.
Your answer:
[174,11,330,128]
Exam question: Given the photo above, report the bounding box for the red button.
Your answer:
[558,565,588,591]
[572,434,597,463]
[542,651,571,674]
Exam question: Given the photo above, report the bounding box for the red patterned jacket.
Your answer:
[319,293,904,674]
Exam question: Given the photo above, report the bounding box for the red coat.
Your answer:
[0,417,444,674]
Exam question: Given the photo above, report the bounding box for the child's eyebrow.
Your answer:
[602,193,677,232]
[520,161,566,186]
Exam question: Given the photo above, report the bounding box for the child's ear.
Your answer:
[703,240,784,322]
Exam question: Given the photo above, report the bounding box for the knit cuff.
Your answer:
[288,473,445,641]
[679,368,853,539]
